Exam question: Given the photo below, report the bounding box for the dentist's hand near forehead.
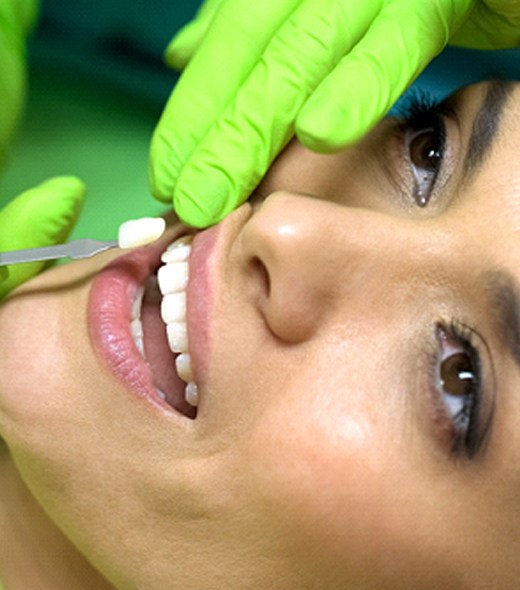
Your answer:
[150,0,520,228]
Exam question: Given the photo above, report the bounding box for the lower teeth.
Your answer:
[185,382,199,407]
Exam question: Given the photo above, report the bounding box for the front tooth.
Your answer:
[161,293,186,324]
[157,262,188,295]
[167,322,188,353]
[175,353,193,382]
[185,382,199,407]
[161,237,192,264]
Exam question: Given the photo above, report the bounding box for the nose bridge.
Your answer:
[241,193,435,343]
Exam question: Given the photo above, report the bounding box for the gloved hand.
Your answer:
[0,177,86,299]
[164,0,223,71]
[150,0,520,228]
[0,0,39,169]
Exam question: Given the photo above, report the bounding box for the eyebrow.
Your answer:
[486,271,520,369]
[462,79,514,180]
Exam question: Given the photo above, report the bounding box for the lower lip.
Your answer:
[88,239,181,415]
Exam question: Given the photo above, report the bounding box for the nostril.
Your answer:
[251,256,271,299]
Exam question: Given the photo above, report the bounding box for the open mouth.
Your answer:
[131,236,198,419]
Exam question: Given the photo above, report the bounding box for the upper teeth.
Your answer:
[130,235,199,410]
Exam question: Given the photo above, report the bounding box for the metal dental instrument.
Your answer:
[0,239,119,265]
[0,217,168,267]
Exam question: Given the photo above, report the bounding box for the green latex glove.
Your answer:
[165,0,223,71]
[0,177,86,299]
[0,0,39,169]
[150,0,520,228]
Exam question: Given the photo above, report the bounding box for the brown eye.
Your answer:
[409,128,442,172]
[434,324,488,459]
[405,125,445,207]
[440,352,475,397]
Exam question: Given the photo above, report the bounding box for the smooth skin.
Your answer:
[1,81,520,588]
[149,0,520,227]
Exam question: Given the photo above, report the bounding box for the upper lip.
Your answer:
[186,203,255,382]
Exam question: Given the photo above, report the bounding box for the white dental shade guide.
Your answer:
[0,217,167,266]
[117,217,166,249]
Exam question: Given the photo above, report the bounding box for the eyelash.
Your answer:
[428,320,490,459]
[395,91,454,207]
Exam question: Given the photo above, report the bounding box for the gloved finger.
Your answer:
[0,176,85,298]
[0,0,39,35]
[482,0,520,17]
[0,2,33,170]
[171,0,381,227]
[450,0,520,48]
[150,0,301,206]
[165,0,225,70]
[296,0,472,152]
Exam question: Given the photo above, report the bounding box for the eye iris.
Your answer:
[440,352,474,397]
[410,128,441,172]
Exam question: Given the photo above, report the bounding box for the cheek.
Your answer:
[238,368,389,570]
[0,281,89,439]
[236,362,456,586]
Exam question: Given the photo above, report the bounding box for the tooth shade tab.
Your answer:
[118,217,166,249]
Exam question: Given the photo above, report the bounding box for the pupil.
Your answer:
[441,353,474,397]
[410,129,441,171]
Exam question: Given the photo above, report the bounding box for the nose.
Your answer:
[240,192,438,343]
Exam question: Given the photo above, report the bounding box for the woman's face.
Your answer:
[1,81,520,589]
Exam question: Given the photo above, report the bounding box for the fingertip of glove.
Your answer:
[35,176,86,238]
[295,124,347,154]
[164,26,198,70]
[174,188,235,229]
[173,162,248,228]
[296,108,367,153]
[173,195,218,228]
[6,176,87,245]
